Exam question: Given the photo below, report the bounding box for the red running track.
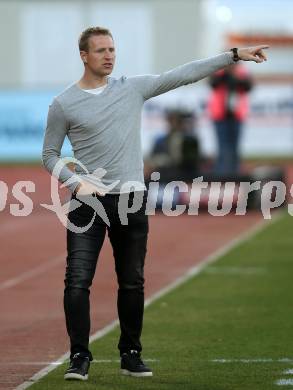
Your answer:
[0,164,292,389]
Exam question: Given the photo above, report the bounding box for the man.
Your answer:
[146,109,200,182]
[42,26,268,381]
[207,62,253,176]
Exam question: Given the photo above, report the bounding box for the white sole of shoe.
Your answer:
[64,373,88,381]
[121,369,153,377]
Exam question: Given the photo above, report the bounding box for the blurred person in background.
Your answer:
[42,25,268,382]
[207,62,253,176]
[145,109,200,182]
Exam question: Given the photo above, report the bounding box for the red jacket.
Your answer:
[207,65,253,121]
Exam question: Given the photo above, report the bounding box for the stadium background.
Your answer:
[1,0,293,389]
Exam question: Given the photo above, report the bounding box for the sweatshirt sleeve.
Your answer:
[42,99,81,193]
[128,52,234,100]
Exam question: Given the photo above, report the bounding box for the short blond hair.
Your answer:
[79,26,113,52]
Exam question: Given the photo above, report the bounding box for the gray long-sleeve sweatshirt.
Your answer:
[42,52,234,193]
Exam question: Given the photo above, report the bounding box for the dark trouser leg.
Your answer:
[214,120,230,175]
[214,119,242,176]
[64,202,106,359]
[229,118,242,174]
[108,198,149,355]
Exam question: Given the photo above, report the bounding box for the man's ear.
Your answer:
[80,51,88,64]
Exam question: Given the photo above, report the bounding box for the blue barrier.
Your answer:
[0,90,72,161]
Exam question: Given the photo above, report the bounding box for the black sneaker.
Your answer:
[121,350,153,377]
[64,353,90,381]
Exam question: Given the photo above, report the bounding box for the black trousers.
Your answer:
[64,191,149,360]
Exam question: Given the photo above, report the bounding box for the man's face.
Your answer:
[81,34,116,76]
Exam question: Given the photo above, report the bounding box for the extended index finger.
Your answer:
[255,44,270,50]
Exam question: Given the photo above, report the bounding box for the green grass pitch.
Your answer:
[29,212,293,390]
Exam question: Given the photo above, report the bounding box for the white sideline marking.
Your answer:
[15,213,283,390]
[91,358,158,363]
[0,254,66,291]
[284,369,293,374]
[276,379,293,386]
[0,358,158,366]
[211,358,293,364]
